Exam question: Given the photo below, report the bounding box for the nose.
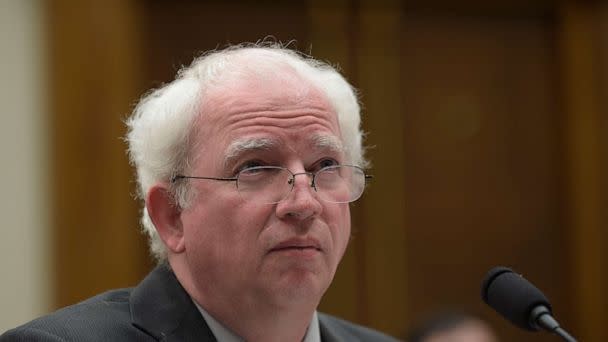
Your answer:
[276,172,322,221]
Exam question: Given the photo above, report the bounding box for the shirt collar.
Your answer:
[194,302,321,342]
[303,311,321,342]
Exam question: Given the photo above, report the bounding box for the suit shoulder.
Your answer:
[37,288,132,324]
[318,313,402,342]
[0,288,149,342]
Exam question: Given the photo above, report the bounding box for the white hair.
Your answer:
[126,42,367,262]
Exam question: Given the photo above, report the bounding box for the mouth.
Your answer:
[269,238,323,255]
[271,246,321,252]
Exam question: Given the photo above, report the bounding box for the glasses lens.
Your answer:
[236,166,292,204]
[315,165,365,203]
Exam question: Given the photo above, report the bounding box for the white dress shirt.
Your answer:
[194,302,321,342]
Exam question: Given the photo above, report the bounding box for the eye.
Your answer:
[235,160,264,174]
[317,158,339,170]
[238,166,285,183]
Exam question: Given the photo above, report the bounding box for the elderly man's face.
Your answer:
[178,73,351,312]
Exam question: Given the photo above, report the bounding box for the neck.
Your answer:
[216,306,315,342]
[169,257,320,342]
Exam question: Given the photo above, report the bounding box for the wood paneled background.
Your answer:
[48,0,607,341]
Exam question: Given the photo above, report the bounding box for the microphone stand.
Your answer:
[532,306,577,342]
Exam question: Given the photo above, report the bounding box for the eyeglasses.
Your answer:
[172,165,372,204]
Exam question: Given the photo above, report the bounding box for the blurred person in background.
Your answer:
[407,311,498,342]
[0,43,399,342]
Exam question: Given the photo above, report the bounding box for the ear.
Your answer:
[146,184,185,253]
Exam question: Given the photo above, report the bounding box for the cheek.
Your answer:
[180,196,274,258]
[341,211,352,250]
[328,206,351,256]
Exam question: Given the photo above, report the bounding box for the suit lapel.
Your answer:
[318,313,359,342]
[129,265,217,342]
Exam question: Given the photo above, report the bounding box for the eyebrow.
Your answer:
[311,133,344,155]
[223,137,278,168]
[222,134,345,169]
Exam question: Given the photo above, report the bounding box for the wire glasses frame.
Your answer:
[172,165,373,205]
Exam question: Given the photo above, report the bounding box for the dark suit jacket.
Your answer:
[1,265,399,341]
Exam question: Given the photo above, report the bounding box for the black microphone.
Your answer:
[481,266,577,342]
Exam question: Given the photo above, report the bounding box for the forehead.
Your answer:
[197,71,342,157]
[204,66,334,119]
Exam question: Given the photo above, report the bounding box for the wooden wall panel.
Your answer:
[400,9,567,342]
[557,1,608,341]
[49,0,151,308]
[142,1,308,84]
[356,0,409,336]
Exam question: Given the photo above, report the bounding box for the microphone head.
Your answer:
[481,266,552,331]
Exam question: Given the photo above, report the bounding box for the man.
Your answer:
[1,43,399,341]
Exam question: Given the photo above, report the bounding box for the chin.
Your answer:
[270,271,329,304]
